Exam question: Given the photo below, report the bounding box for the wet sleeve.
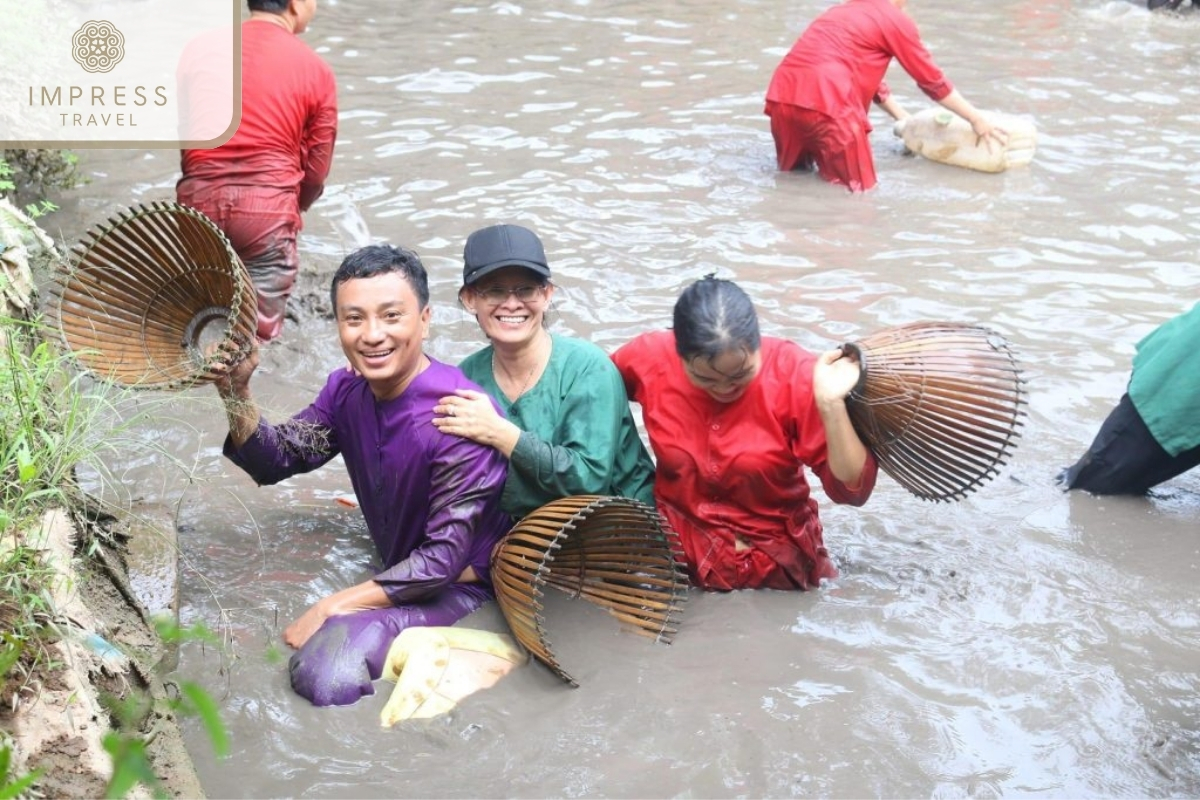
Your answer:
[507,356,631,499]
[223,407,339,486]
[299,66,338,212]
[882,12,953,102]
[222,378,341,485]
[372,436,508,605]
[812,452,878,507]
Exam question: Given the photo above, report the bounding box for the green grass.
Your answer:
[2,318,96,528]
[0,312,182,715]
[0,312,230,797]
[3,154,229,796]
[1,316,97,702]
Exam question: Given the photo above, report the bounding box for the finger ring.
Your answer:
[448,407,456,417]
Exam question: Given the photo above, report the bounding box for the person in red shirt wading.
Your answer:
[177,0,338,342]
[612,276,878,592]
[764,0,1004,191]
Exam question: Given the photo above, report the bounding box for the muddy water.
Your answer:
[47,0,1200,796]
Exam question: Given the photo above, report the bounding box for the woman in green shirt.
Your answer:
[432,224,655,519]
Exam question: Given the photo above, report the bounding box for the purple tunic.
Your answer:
[224,358,512,706]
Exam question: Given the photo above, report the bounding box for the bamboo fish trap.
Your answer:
[841,321,1026,502]
[490,495,689,686]
[49,201,257,390]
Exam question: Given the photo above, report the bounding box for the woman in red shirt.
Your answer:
[764,0,1004,191]
[611,277,877,591]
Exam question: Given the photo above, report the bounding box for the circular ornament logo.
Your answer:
[72,21,125,74]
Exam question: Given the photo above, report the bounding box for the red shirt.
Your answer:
[179,19,337,212]
[766,0,952,125]
[613,332,877,591]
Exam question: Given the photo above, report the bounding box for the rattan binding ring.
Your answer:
[841,321,1027,502]
[490,495,689,687]
[49,201,257,390]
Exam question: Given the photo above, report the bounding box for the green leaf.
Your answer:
[180,681,229,758]
[151,617,216,647]
[0,766,43,800]
[0,745,41,800]
[102,733,164,800]
[15,440,36,484]
[0,638,22,677]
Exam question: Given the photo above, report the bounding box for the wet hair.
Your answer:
[330,244,430,313]
[248,0,289,12]
[672,275,760,362]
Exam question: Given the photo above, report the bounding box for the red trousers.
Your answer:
[177,180,301,342]
[765,100,877,192]
[660,498,838,592]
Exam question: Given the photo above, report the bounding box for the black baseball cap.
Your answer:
[462,224,551,285]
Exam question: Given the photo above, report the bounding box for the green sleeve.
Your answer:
[504,337,655,517]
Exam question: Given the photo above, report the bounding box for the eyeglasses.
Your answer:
[475,285,543,304]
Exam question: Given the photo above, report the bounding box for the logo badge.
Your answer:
[71,21,126,74]
[1,2,240,148]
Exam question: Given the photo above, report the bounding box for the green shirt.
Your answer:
[1128,301,1200,456]
[460,333,656,519]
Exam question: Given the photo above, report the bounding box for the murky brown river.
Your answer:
[45,0,1200,796]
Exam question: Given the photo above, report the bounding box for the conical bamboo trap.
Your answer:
[49,201,257,390]
[490,495,689,686]
[841,321,1026,502]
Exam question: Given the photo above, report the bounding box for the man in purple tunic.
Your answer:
[212,244,511,707]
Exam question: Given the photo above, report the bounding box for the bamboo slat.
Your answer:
[842,321,1027,502]
[48,201,257,390]
[490,495,689,686]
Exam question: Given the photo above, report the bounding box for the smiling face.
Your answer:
[336,272,431,401]
[460,266,553,348]
[683,346,762,404]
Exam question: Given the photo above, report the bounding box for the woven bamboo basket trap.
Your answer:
[841,321,1026,502]
[490,495,689,686]
[49,201,257,390]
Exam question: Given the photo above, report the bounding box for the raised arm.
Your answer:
[812,348,875,496]
[213,345,341,486]
[210,339,261,447]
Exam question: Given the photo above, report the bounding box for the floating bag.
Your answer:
[842,322,1026,502]
[491,495,689,686]
[49,201,257,390]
